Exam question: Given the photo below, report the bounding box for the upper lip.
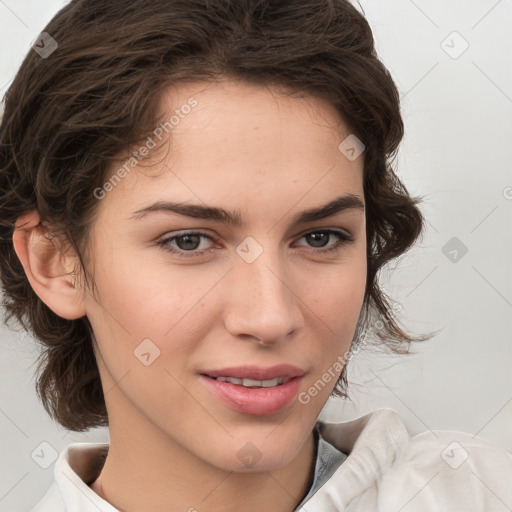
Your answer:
[201,365,305,381]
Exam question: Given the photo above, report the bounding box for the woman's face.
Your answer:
[84,79,367,472]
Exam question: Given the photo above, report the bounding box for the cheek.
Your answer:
[84,252,228,370]
[297,257,366,391]
[303,259,366,331]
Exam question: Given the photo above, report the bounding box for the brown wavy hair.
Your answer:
[0,0,426,432]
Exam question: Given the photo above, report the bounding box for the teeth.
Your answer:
[260,378,280,388]
[215,376,286,387]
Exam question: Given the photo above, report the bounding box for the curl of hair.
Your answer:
[0,0,427,431]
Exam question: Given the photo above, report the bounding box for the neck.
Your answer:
[90,421,316,512]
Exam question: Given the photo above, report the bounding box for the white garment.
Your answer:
[30,408,512,511]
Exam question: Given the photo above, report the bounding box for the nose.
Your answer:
[223,247,304,345]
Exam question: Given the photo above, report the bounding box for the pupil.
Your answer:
[177,234,201,250]
[307,232,329,247]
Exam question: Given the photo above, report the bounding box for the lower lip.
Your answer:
[200,375,303,416]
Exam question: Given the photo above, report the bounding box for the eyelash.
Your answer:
[156,229,354,258]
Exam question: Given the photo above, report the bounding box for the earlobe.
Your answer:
[12,210,87,320]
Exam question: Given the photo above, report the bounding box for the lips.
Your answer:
[199,365,305,416]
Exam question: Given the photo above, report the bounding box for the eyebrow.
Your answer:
[131,194,364,226]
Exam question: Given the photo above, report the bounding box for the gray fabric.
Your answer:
[295,425,348,510]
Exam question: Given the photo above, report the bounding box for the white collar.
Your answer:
[298,408,409,509]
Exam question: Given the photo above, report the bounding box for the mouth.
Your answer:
[199,365,305,416]
[212,376,288,388]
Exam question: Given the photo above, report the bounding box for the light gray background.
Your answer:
[1,0,511,510]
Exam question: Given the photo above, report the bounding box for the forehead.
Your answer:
[98,78,364,216]
[159,78,350,155]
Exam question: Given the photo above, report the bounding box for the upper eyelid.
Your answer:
[294,226,352,238]
[160,227,351,240]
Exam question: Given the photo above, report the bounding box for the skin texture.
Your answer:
[13,79,367,512]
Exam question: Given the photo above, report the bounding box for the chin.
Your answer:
[202,428,311,474]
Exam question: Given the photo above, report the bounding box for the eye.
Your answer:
[295,229,353,253]
[157,231,216,257]
[157,228,354,259]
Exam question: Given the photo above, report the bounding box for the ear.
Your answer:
[12,210,87,320]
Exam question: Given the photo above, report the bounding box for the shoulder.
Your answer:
[380,427,512,511]
[313,409,512,511]
[29,482,65,512]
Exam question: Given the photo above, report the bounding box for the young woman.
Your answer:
[0,1,510,511]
